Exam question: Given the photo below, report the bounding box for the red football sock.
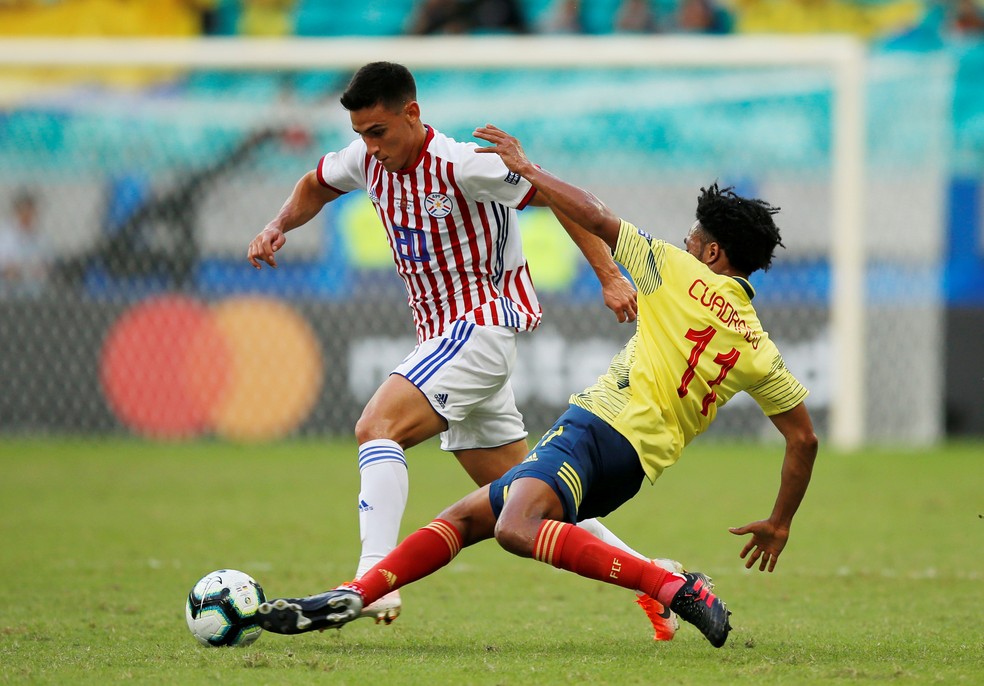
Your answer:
[533,520,679,599]
[347,519,463,605]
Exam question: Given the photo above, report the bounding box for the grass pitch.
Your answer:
[0,437,981,685]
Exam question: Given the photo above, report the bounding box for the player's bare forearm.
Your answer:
[767,403,818,528]
[269,171,339,234]
[247,171,338,269]
[473,124,620,248]
[550,205,637,323]
[729,403,818,572]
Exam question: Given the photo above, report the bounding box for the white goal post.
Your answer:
[0,35,866,449]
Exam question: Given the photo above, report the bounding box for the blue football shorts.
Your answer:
[488,405,646,524]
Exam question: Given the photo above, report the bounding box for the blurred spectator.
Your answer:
[949,0,984,34]
[614,0,661,33]
[407,0,528,34]
[468,0,527,32]
[0,0,217,36]
[538,0,586,33]
[732,0,923,39]
[0,190,49,296]
[237,0,296,37]
[408,0,469,33]
[676,0,733,33]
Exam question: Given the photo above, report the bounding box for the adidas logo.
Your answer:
[433,393,448,409]
[358,499,373,512]
[380,569,398,589]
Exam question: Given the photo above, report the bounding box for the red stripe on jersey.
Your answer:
[426,156,460,327]
[408,157,451,340]
[401,171,440,338]
[472,202,499,308]
[517,186,537,210]
[383,171,431,335]
[508,264,539,316]
[447,165,498,313]
[441,162,477,317]
[445,162,484,310]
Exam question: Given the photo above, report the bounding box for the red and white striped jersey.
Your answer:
[317,125,542,343]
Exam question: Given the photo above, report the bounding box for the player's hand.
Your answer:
[473,124,535,178]
[729,519,789,573]
[247,226,286,269]
[602,273,638,323]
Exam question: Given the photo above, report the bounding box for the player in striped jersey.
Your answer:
[256,126,819,649]
[246,63,676,633]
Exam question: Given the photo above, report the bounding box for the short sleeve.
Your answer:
[613,219,666,295]
[456,144,536,209]
[316,138,367,195]
[745,350,810,416]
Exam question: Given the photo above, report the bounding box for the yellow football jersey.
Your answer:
[570,220,808,483]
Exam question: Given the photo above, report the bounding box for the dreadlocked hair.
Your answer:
[695,183,784,275]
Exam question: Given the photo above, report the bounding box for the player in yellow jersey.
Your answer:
[257,125,819,649]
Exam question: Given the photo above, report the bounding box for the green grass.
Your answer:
[0,438,981,685]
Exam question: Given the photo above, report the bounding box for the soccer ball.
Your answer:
[185,569,265,647]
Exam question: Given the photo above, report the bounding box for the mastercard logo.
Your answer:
[100,294,323,441]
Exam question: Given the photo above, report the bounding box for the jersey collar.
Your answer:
[731,275,755,300]
[397,124,435,175]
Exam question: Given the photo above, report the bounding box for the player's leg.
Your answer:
[576,518,685,641]
[451,389,656,564]
[353,373,446,621]
[459,400,684,640]
[354,372,446,576]
[453,438,528,486]
[258,486,498,635]
[347,485,498,606]
[455,441,668,566]
[488,406,731,647]
[354,322,517,621]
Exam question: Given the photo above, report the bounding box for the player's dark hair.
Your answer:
[340,62,417,113]
[695,183,784,274]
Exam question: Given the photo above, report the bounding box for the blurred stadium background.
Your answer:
[1,0,982,446]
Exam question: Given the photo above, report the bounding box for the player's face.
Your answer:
[350,101,423,172]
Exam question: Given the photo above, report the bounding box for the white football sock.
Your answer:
[355,439,409,579]
[578,518,683,597]
[577,518,647,560]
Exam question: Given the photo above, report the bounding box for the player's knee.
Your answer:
[353,412,384,445]
[354,406,406,445]
[355,392,445,447]
[493,514,537,558]
[436,499,491,546]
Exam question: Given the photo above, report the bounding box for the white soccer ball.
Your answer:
[185,569,265,647]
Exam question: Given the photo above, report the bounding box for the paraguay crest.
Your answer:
[425,192,453,218]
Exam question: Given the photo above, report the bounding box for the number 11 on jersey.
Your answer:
[677,326,741,416]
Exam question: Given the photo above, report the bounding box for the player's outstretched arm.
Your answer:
[473,124,621,249]
[247,171,339,269]
[729,402,818,572]
[550,205,637,323]
[474,124,634,321]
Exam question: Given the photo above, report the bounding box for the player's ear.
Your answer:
[705,241,723,265]
[404,100,421,122]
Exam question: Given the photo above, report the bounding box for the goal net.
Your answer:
[0,36,947,447]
